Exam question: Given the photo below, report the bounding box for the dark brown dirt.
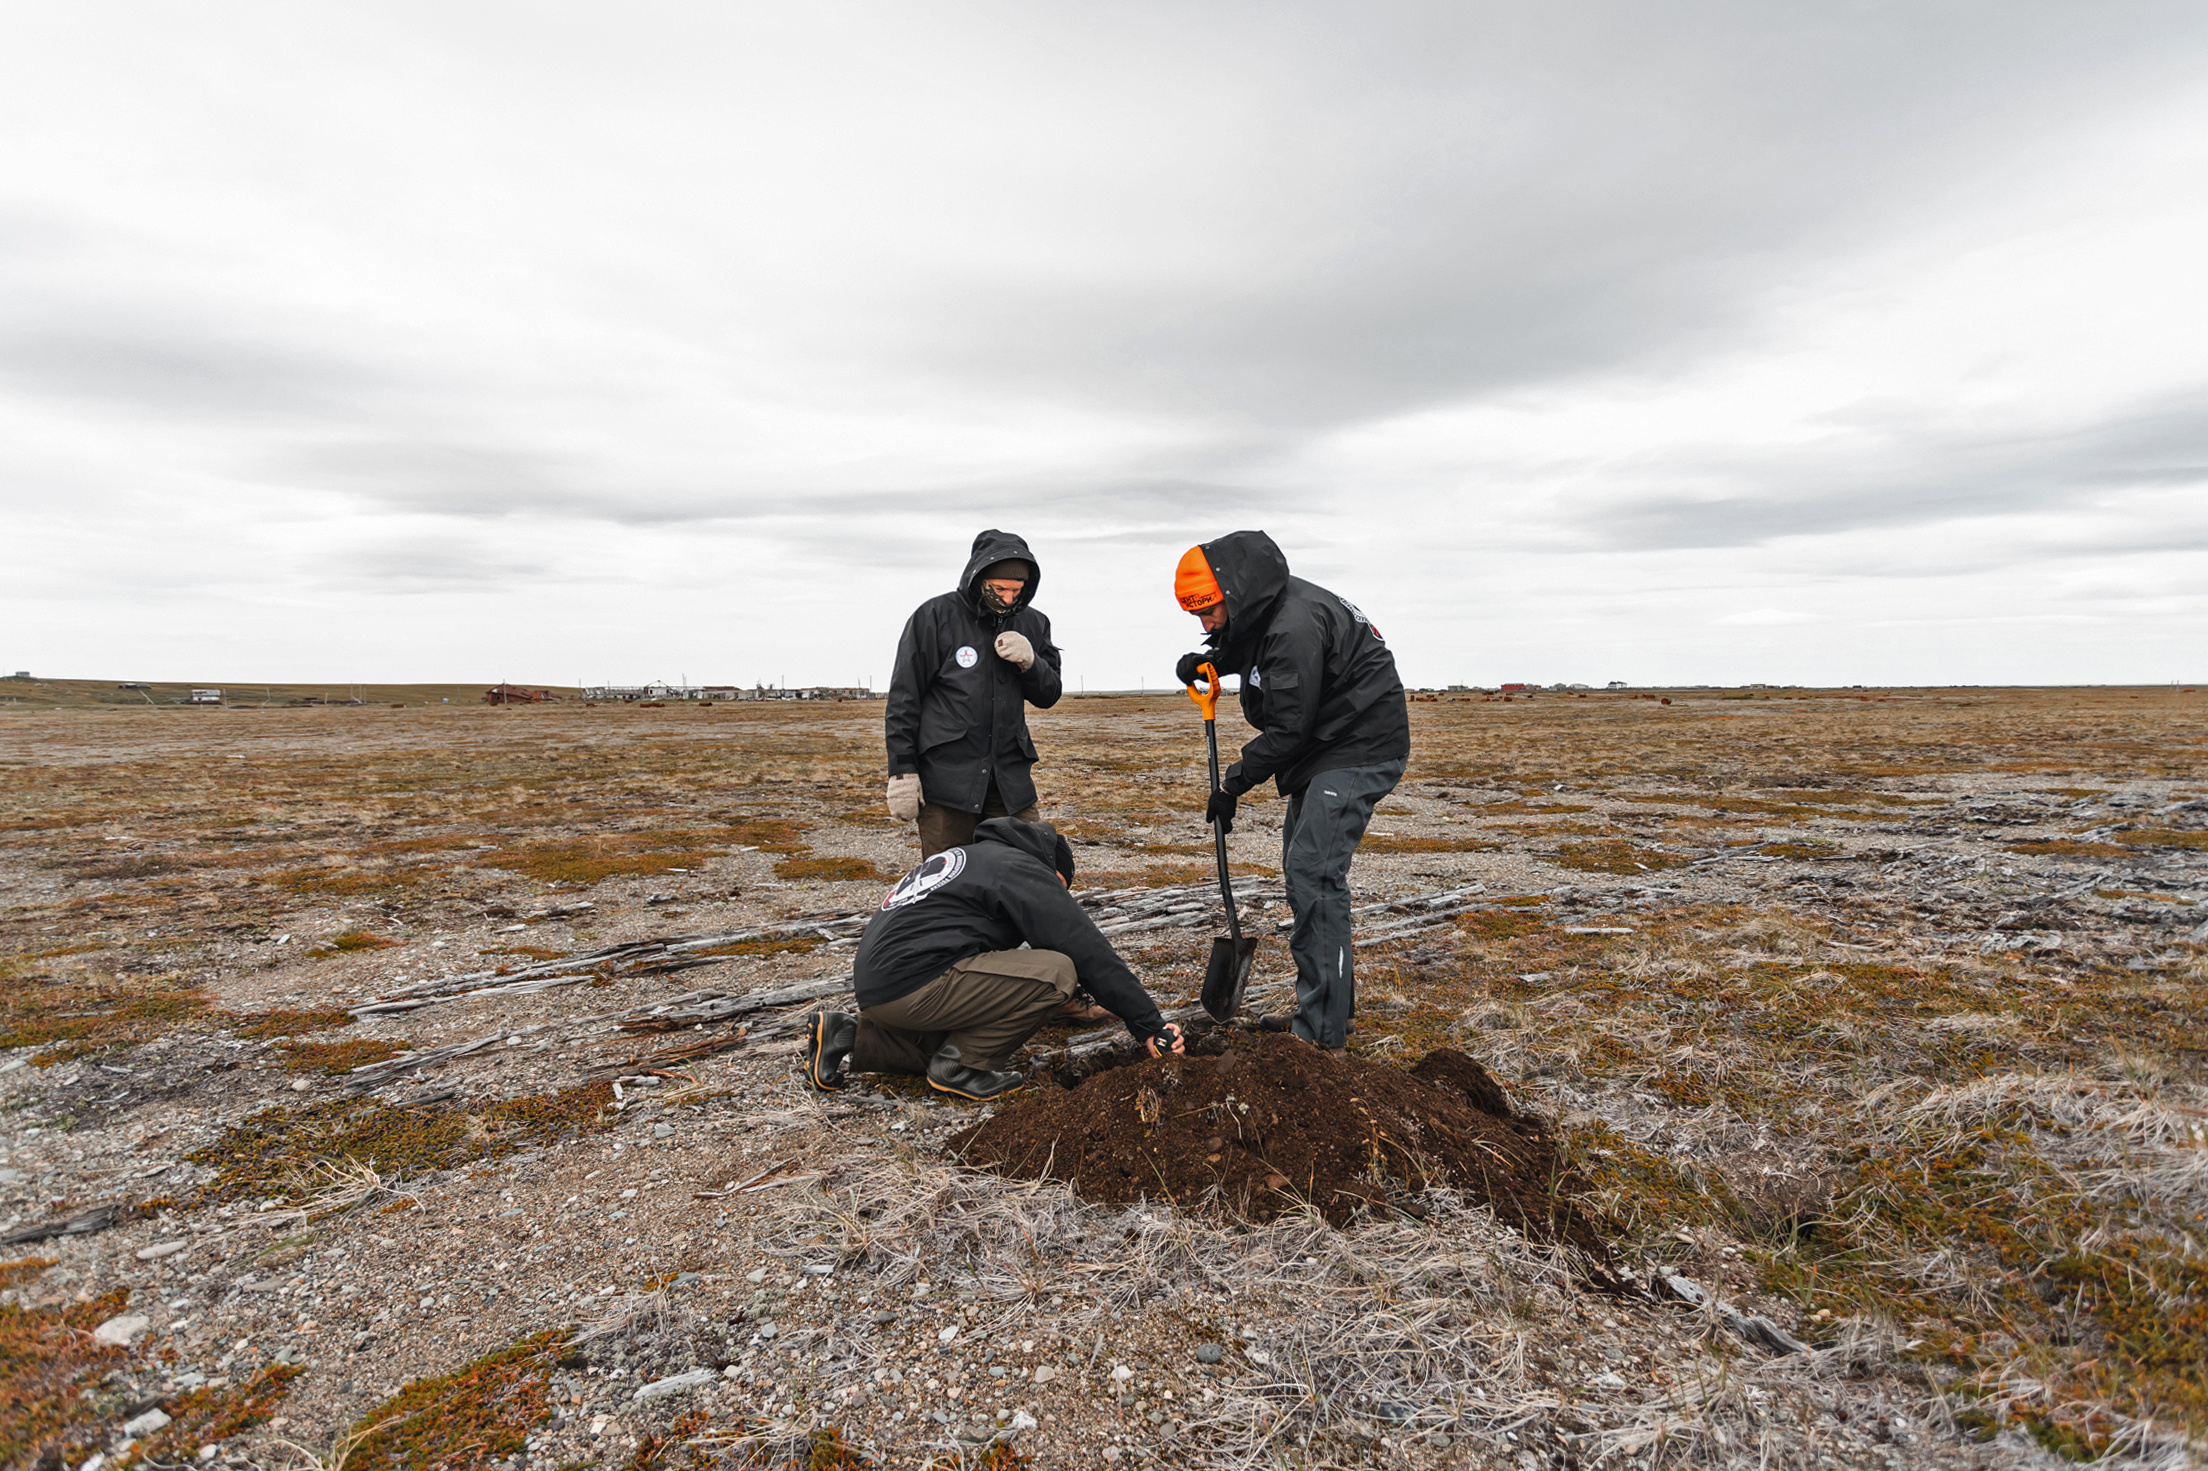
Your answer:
[949,1034,1610,1254]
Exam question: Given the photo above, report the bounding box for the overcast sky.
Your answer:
[5,2,2205,690]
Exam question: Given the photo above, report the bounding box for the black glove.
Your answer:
[1206,788,1238,833]
[1175,651,1210,687]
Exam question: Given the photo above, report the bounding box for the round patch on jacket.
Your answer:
[881,846,966,910]
[955,645,979,668]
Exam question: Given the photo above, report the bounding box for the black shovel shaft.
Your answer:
[1205,717,1242,946]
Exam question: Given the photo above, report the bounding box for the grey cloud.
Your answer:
[896,2,2208,432]
[1589,393,2208,550]
[0,322,384,422]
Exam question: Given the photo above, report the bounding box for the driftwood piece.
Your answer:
[2,1202,123,1245]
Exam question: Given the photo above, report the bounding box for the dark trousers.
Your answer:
[916,780,1038,860]
[850,949,1076,1073]
[1280,760,1405,1048]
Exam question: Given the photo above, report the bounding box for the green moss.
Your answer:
[1550,840,1693,874]
[0,1288,130,1469]
[345,1330,565,1471]
[226,1007,355,1039]
[128,1363,304,1466]
[188,1081,614,1203]
[277,1037,413,1073]
[774,855,893,882]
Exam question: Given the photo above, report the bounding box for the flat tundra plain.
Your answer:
[2,687,2204,1471]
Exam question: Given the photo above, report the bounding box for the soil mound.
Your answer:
[950,1034,1610,1254]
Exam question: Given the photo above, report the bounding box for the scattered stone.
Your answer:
[93,1313,150,1346]
[1031,1365,1058,1385]
[1010,1408,1038,1433]
[652,1124,673,1139]
[871,1310,897,1326]
[137,1240,188,1260]
[1195,1342,1223,1364]
[122,1407,173,1436]
[1592,1371,1628,1389]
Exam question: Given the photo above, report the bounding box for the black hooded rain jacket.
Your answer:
[1193,529,1409,798]
[853,819,1169,1044]
[885,530,1063,815]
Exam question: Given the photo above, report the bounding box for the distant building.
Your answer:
[582,682,880,703]
[485,684,557,705]
[178,689,222,705]
[1606,680,1628,689]
[6,672,27,680]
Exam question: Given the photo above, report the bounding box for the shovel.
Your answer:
[1188,662,1259,1021]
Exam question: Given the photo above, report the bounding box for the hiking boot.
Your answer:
[1253,1011,1295,1033]
[804,1010,857,1091]
[925,1042,1025,1102]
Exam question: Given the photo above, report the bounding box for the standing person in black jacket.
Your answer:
[803,819,1184,1100]
[1170,530,1409,1055]
[884,530,1063,861]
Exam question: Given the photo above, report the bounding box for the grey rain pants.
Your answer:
[1279,759,1405,1049]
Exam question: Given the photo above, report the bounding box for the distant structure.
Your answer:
[582,682,879,702]
[485,684,558,705]
[175,689,222,705]
[1606,680,1628,689]
[6,671,27,680]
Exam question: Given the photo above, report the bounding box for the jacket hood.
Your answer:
[974,815,1055,861]
[960,529,1041,616]
[1199,529,1290,657]
[974,817,1074,883]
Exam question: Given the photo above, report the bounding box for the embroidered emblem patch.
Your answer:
[955,645,979,668]
[882,847,967,910]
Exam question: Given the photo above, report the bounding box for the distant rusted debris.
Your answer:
[485,684,558,705]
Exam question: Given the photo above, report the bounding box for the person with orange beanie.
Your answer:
[1172,531,1408,1055]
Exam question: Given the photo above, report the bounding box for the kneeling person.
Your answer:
[805,819,1183,1099]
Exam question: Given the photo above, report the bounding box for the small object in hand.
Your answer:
[1145,1022,1186,1058]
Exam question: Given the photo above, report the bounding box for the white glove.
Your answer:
[886,773,922,822]
[994,631,1035,671]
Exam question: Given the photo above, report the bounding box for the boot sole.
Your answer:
[926,1074,1024,1103]
[804,1015,845,1092]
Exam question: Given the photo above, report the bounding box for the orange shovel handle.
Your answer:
[1184,662,1220,721]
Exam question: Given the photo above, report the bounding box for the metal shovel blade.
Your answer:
[1201,935,1261,1023]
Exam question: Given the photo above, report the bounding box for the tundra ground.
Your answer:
[2,687,2203,1470]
